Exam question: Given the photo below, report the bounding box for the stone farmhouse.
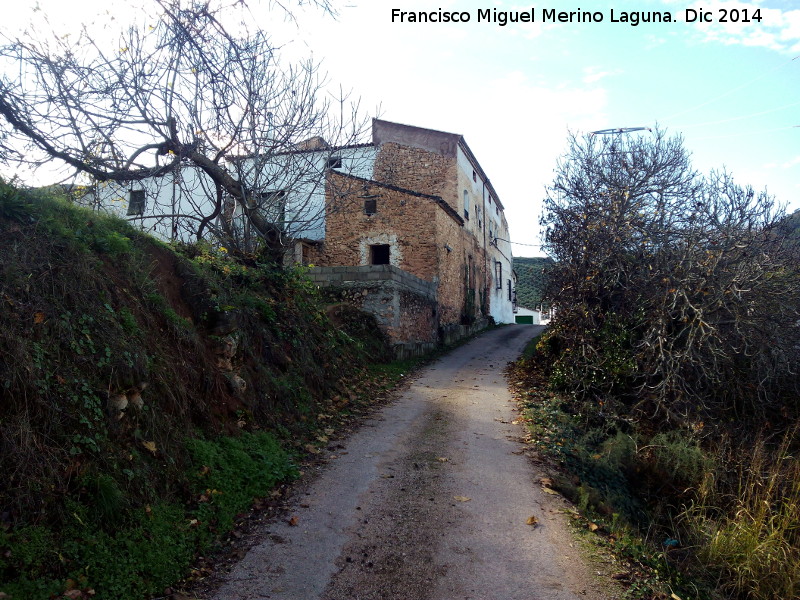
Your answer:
[86,119,516,355]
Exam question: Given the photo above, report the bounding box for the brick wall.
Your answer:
[309,133,492,345]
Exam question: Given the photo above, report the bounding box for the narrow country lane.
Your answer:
[207,325,618,600]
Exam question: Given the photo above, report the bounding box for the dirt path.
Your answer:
[207,326,618,600]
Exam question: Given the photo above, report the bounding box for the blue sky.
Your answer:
[5,0,799,256]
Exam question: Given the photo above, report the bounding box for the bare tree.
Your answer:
[541,128,800,424]
[0,0,369,253]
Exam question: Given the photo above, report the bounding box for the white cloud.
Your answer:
[582,66,621,84]
[673,2,800,54]
[764,155,800,169]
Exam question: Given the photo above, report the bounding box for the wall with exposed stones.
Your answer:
[301,120,509,348]
[308,265,439,357]
[314,172,439,282]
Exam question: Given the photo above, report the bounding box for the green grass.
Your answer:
[0,431,298,599]
[0,180,378,599]
[511,348,800,600]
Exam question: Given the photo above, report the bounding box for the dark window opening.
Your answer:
[257,189,286,204]
[495,262,503,290]
[326,156,343,169]
[370,244,390,265]
[507,279,512,301]
[127,190,145,216]
[364,198,377,215]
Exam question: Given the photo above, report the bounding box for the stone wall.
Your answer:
[309,265,439,357]
[372,143,459,213]
[315,172,440,282]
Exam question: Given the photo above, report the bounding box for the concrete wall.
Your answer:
[514,306,542,325]
[309,265,440,357]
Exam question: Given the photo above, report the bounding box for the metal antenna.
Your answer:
[590,126,653,171]
[590,127,652,136]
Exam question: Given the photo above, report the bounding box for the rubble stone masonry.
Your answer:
[307,125,496,350]
[318,171,439,282]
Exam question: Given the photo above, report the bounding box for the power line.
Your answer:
[676,100,800,129]
[663,54,800,122]
[494,238,543,247]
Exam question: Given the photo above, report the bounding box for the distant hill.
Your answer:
[513,256,554,310]
[780,208,800,240]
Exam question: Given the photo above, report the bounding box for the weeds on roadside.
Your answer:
[679,431,800,600]
[512,340,800,600]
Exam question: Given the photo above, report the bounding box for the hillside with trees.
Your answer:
[512,256,553,310]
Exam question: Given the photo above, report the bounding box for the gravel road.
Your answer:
[208,325,618,600]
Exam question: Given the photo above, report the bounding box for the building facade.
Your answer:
[302,120,516,350]
[88,119,516,352]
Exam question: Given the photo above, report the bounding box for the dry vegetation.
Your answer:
[518,129,800,600]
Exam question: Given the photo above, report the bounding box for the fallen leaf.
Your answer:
[588,522,600,532]
[670,595,683,600]
[539,477,554,487]
[453,496,471,502]
[288,516,299,526]
[34,311,46,324]
[526,515,538,526]
[541,487,560,496]
[436,457,449,462]
[141,440,157,454]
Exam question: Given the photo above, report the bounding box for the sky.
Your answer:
[3,0,800,256]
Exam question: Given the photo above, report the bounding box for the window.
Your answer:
[463,190,470,220]
[507,279,512,301]
[370,244,390,265]
[364,198,377,215]
[495,261,503,289]
[472,169,477,182]
[127,190,145,216]
[326,156,343,169]
[248,189,286,209]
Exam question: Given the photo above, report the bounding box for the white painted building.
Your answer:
[87,119,517,323]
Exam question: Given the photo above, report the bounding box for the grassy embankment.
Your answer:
[0,180,408,599]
